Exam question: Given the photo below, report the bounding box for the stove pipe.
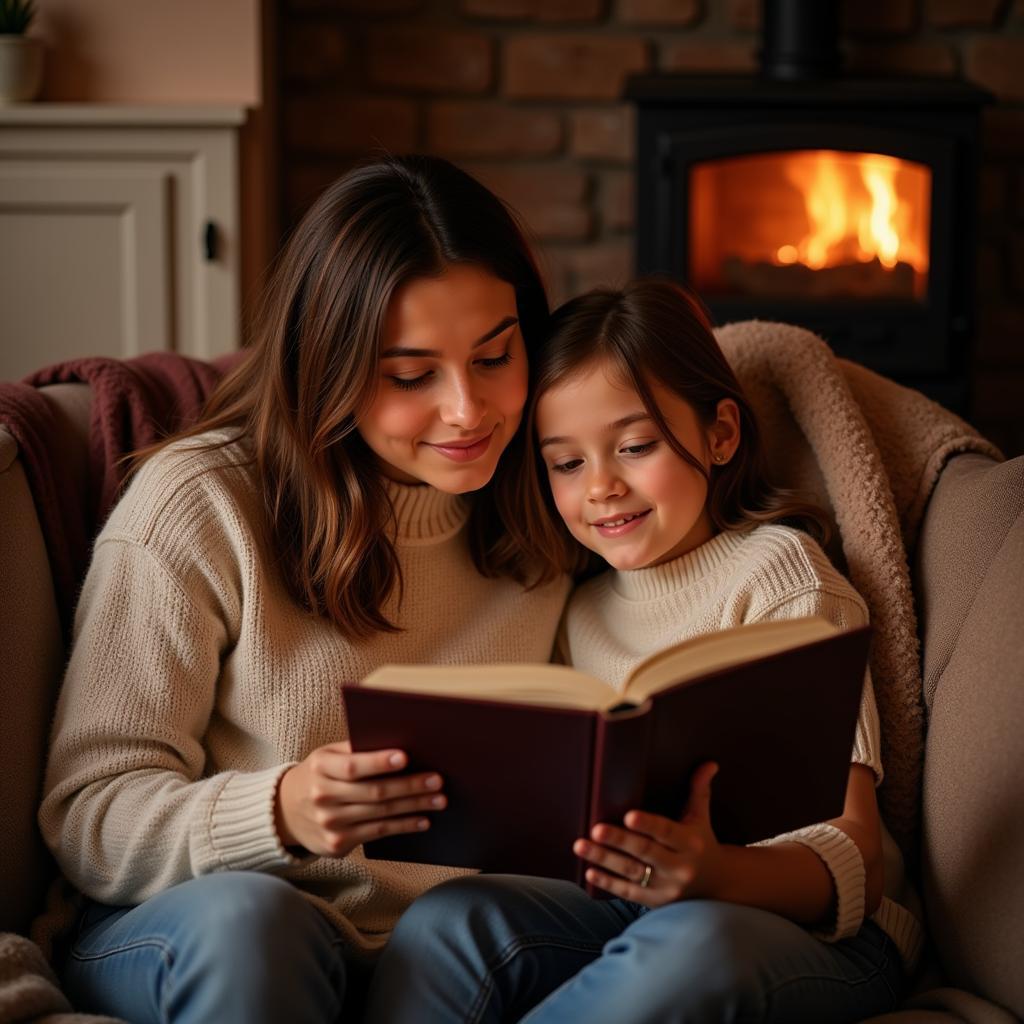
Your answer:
[759,0,842,81]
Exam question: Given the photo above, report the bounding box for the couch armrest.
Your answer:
[0,428,65,935]
[913,453,1024,1019]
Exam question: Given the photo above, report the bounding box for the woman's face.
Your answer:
[357,264,528,494]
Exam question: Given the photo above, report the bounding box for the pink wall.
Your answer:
[33,0,260,103]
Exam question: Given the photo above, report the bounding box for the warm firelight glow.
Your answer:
[689,149,931,301]
[775,151,925,274]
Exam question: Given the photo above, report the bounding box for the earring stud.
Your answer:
[713,453,726,464]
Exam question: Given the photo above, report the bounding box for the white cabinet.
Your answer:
[0,104,245,380]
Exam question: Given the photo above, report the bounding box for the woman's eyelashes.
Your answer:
[389,372,432,391]
[386,351,513,391]
[478,352,513,369]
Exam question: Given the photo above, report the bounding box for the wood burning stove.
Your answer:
[626,70,989,411]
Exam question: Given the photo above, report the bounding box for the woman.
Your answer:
[38,155,570,1024]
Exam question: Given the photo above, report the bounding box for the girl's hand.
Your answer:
[275,741,446,857]
[574,762,722,907]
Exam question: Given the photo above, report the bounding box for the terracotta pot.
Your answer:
[0,35,44,103]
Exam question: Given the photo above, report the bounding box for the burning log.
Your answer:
[722,255,917,300]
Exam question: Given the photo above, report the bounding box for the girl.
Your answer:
[365,278,922,1023]
[37,155,570,1024]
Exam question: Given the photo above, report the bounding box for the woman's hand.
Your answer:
[574,762,722,907]
[275,741,446,858]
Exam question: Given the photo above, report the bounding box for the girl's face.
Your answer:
[536,359,736,571]
[358,264,528,494]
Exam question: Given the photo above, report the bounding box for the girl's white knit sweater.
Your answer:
[38,434,570,958]
[563,524,923,973]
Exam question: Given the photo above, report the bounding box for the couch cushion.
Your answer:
[913,453,1024,1018]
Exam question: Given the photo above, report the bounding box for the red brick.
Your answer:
[603,169,634,230]
[536,246,574,307]
[368,29,493,94]
[728,0,758,31]
[846,41,957,76]
[735,0,917,35]
[465,165,593,240]
[286,162,351,223]
[284,0,419,9]
[468,165,588,205]
[569,105,635,162]
[548,240,635,295]
[842,0,916,35]
[926,0,1003,27]
[461,0,603,20]
[618,0,702,25]
[427,102,562,157]
[287,0,420,10]
[965,38,1024,103]
[660,40,757,73]
[284,23,347,81]
[982,109,1024,158]
[520,203,594,242]
[504,35,650,100]
[575,240,633,291]
[285,96,418,155]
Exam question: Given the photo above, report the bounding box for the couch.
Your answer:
[1,363,1022,1023]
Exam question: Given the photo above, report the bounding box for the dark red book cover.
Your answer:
[345,690,597,881]
[343,625,869,883]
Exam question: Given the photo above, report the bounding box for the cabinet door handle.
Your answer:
[203,221,218,261]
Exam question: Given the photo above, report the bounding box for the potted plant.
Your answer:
[0,0,43,103]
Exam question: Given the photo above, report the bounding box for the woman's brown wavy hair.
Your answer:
[504,277,831,580]
[134,155,550,641]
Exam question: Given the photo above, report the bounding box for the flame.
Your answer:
[774,151,926,273]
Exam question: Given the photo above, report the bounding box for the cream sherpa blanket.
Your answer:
[0,932,122,1024]
[714,320,1002,856]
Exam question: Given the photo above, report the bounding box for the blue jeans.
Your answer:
[364,875,905,1024]
[59,871,355,1024]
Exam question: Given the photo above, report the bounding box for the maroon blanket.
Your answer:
[0,351,244,638]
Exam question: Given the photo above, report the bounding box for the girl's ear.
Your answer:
[708,398,741,466]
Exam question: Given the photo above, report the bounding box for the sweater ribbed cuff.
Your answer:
[872,897,924,976]
[760,823,866,941]
[195,763,305,875]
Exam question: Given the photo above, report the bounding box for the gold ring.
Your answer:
[639,863,653,888]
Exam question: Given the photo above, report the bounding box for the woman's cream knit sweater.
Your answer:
[37,434,570,958]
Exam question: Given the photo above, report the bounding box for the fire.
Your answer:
[687,148,931,300]
[775,151,926,274]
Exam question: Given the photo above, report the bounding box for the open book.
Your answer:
[343,616,870,884]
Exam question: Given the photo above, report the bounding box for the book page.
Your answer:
[359,662,615,711]
[623,616,839,703]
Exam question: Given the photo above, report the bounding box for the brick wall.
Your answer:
[279,0,1024,456]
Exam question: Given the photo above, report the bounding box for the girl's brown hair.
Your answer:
[506,277,830,580]
[135,155,549,640]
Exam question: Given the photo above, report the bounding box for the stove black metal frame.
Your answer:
[626,75,990,410]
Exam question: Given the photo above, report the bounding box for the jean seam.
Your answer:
[70,936,175,966]
[466,934,608,1024]
[758,935,899,1021]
